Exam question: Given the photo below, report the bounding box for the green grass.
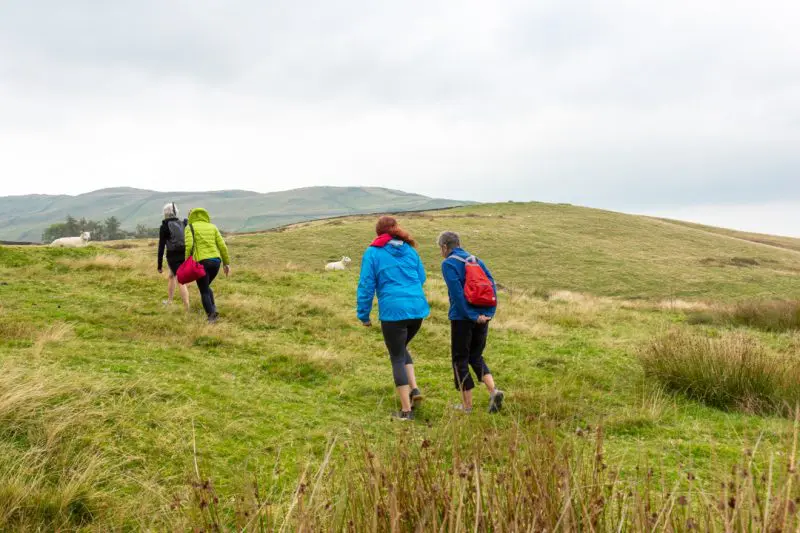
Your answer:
[1,201,799,529]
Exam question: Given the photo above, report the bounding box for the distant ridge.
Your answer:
[0,186,472,242]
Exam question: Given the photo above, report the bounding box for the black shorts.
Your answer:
[166,251,185,276]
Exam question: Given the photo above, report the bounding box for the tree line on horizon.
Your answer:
[42,215,159,243]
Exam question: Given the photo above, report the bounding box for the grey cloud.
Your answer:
[0,0,798,219]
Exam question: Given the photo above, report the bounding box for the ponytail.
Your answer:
[375,216,417,248]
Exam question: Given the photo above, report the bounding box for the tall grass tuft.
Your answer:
[180,413,800,531]
[0,365,112,530]
[727,299,800,332]
[639,329,800,415]
[688,300,800,332]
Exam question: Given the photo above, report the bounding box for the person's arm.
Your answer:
[478,259,498,319]
[215,227,231,265]
[157,224,167,271]
[184,224,194,260]
[356,250,377,324]
[442,260,480,322]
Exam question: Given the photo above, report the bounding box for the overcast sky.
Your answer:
[1,1,798,235]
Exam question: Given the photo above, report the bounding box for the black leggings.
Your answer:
[451,320,491,391]
[381,319,423,387]
[196,259,221,317]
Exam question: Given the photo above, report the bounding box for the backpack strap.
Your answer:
[189,224,197,257]
[450,254,478,264]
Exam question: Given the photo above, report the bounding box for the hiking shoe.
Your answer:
[207,312,219,324]
[489,390,505,414]
[392,411,414,421]
[453,404,473,414]
[409,388,423,410]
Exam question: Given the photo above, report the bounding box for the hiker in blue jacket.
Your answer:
[438,230,504,413]
[357,216,430,421]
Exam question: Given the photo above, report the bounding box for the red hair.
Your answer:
[376,216,417,248]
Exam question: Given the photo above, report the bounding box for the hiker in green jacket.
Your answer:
[184,208,231,323]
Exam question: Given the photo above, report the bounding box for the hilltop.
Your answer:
[0,186,470,242]
[1,201,800,529]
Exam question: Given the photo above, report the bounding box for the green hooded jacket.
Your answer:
[185,208,231,265]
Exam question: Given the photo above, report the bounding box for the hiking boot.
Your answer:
[392,410,414,421]
[489,390,505,414]
[207,312,219,324]
[453,404,473,414]
[409,388,423,410]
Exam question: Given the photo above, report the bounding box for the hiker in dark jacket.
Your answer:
[357,216,430,421]
[438,231,504,414]
[157,202,190,312]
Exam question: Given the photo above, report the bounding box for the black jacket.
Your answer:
[157,217,187,269]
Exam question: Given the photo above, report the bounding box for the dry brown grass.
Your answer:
[58,254,135,271]
[640,329,800,415]
[182,413,800,532]
[687,299,800,332]
[31,322,74,358]
[0,365,113,530]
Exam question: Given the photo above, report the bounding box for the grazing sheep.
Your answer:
[325,256,352,271]
[50,232,91,248]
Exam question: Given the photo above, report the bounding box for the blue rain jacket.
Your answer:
[442,248,497,322]
[357,239,430,323]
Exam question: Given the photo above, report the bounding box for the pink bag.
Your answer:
[176,225,206,284]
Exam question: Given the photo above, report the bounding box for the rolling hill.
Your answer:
[0,186,470,242]
[1,201,800,529]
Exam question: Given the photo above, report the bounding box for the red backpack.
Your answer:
[452,255,497,307]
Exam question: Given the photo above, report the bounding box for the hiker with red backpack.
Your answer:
[157,203,190,312]
[438,231,504,414]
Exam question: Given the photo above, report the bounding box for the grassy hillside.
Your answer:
[0,186,469,242]
[1,202,799,529]
[268,202,800,300]
[655,217,800,253]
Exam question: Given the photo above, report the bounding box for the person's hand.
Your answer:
[157,267,163,274]
[477,315,492,325]
[362,321,372,327]
[223,265,231,277]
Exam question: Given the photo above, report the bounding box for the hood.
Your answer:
[370,234,393,247]
[188,208,211,224]
[383,239,407,256]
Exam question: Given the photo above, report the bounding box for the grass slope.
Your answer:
[0,186,469,242]
[0,201,798,528]
[656,217,800,253]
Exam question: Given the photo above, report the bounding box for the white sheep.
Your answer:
[325,256,352,271]
[50,232,91,248]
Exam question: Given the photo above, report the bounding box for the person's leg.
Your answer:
[468,322,504,412]
[451,320,476,409]
[166,274,177,303]
[381,322,411,413]
[199,260,221,318]
[168,259,190,312]
[195,272,214,316]
[404,319,422,391]
[381,321,412,414]
[468,322,494,394]
[179,283,190,312]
